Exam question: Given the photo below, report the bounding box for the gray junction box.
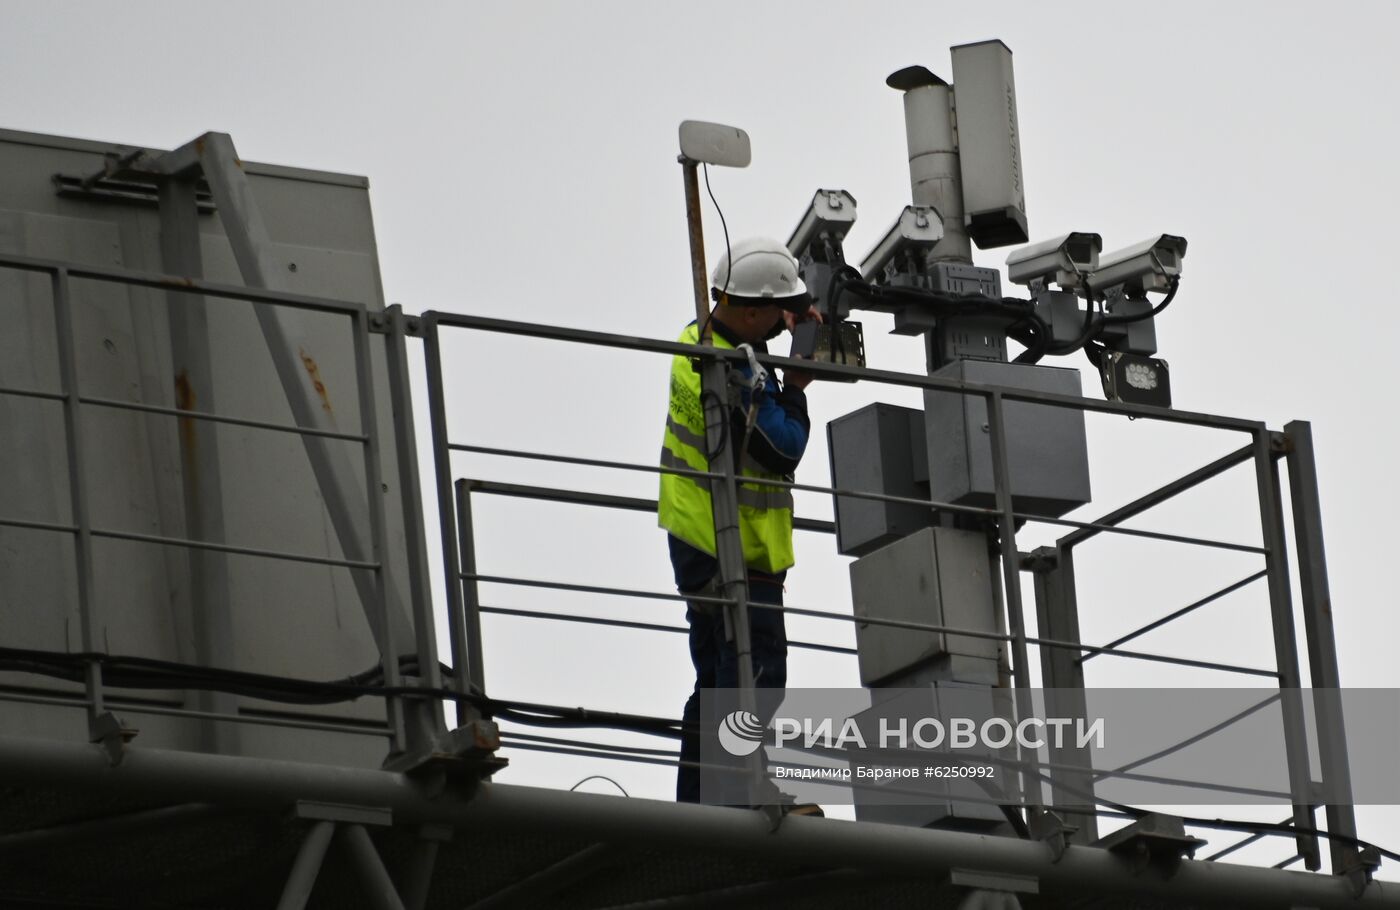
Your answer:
[848,526,999,686]
[924,359,1091,518]
[827,402,934,557]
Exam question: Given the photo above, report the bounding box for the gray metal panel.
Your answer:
[923,360,1091,517]
[826,402,932,556]
[949,40,1029,248]
[0,129,399,768]
[849,527,998,685]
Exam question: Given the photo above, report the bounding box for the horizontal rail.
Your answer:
[752,601,1278,678]
[0,514,79,535]
[466,571,1278,676]
[478,604,856,657]
[427,310,1266,433]
[0,384,66,404]
[79,394,369,443]
[464,478,836,534]
[0,383,368,442]
[0,251,367,317]
[90,526,379,571]
[454,444,1262,553]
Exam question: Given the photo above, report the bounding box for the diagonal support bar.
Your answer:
[276,820,336,910]
[340,824,408,910]
[158,132,414,661]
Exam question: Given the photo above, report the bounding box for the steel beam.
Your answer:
[1,738,1393,909]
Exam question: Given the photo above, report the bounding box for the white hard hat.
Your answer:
[711,237,810,312]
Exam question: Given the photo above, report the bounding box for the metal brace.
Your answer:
[1027,808,1077,863]
[1342,845,1381,898]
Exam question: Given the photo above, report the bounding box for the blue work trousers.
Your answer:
[676,576,787,804]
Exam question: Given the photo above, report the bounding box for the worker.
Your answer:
[659,236,821,810]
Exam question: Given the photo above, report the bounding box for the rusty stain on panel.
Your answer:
[175,368,198,475]
[299,348,334,416]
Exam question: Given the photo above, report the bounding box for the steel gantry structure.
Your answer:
[0,127,1394,908]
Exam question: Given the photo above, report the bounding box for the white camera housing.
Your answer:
[1089,234,1187,295]
[1005,231,1102,290]
[859,206,944,282]
[787,189,858,258]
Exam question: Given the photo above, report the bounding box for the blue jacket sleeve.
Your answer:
[731,372,809,475]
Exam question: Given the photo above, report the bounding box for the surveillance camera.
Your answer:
[1088,234,1187,295]
[787,189,858,260]
[859,205,944,282]
[1005,232,1102,290]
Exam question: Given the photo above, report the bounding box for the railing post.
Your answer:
[423,315,476,725]
[1028,545,1098,844]
[986,391,1039,813]
[382,306,447,746]
[1283,420,1360,876]
[51,267,109,740]
[680,160,763,807]
[453,479,487,699]
[1252,427,1321,871]
[351,308,407,754]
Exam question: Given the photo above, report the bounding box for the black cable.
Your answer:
[699,389,729,461]
[1099,276,1179,326]
[702,163,732,301]
[8,644,1395,864]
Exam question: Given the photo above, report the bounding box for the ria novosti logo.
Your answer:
[716,710,766,756]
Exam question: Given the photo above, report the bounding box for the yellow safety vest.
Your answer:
[658,323,796,574]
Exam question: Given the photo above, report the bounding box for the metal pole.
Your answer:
[383,306,447,744]
[681,159,763,806]
[51,267,105,729]
[423,318,473,724]
[986,391,1039,812]
[1283,420,1360,875]
[1028,546,1097,844]
[1252,428,1321,872]
[275,820,336,910]
[352,308,407,752]
[454,480,487,697]
[340,824,408,910]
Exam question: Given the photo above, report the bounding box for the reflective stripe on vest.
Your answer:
[657,324,796,574]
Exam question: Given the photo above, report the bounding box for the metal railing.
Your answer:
[419,307,1358,874]
[0,252,1365,877]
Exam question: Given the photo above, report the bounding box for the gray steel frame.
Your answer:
[0,248,1376,898]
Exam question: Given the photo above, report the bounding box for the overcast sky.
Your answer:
[3,0,1396,871]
